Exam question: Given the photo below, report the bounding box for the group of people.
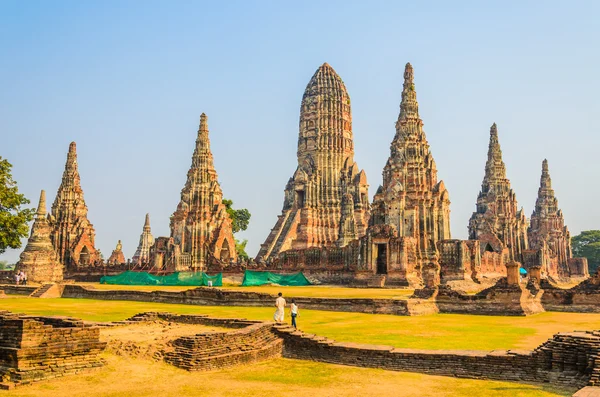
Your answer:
[274,292,299,328]
[14,270,27,285]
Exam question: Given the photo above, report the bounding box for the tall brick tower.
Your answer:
[371,63,451,266]
[257,63,369,261]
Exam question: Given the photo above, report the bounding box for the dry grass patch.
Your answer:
[4,355,568,397]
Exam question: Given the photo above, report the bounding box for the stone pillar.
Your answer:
[506,261,520,286]
[529,265,542,284]
[422,262,441,289]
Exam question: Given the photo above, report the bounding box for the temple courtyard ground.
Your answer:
[4,297,600,351]
[3,296,600,396]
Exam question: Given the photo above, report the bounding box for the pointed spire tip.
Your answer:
[37,190,47,216]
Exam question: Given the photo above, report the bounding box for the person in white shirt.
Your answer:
[290,299,299,329]
[274,292,286,323]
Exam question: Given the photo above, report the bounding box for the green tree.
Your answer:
[235,239,249,261]
[0,157,35,255]
[572,230,600,274]
[222,199,252,259]
[0,260,8,270]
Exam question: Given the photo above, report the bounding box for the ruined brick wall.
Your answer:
[0,312,106,385]
[0,285,37,295]
[435,281,544,316]
[164,322,282,371]
[62,285,412,315]
[274,326,599,392]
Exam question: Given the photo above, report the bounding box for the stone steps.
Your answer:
[29,284,55,298]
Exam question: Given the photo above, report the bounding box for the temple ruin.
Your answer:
[131,213,154,265]
[468,124,529,261]
[257,63,369,262]
[15,190,63,283]
[164,113,237,271]
[49,142,99,269]
[370,63,451,273]
[528,159,585,280]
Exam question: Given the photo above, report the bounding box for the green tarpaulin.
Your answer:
[241,270,311,286]
[100,271,222,286]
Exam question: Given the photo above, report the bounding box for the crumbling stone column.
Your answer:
[422,262,441,288]
[529,265,542,284]
[506,261,520,285]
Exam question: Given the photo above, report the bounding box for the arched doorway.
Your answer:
[79,246,90,266]
[220,240,231,262]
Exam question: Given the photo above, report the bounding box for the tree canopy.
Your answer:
[222,199,251,259]
[0,157,35,255]
[572,230,600,274]
[222,199,251,234]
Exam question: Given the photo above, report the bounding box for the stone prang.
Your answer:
[257,63,369,261]
[169,114,237,270]
[15,190,63,282]
[468,124,528,261]
[371,63,451,268]
[50,142,99,269]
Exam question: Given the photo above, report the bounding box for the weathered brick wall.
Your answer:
[0,312,106,386]
[274,325,600,392]
[123,312,283,372]
[62,285,413,315]
[435,280,544,316]
[0,285,37,295]
[164,322,282,371]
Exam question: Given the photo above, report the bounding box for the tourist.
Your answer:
[274,292,286,323]
[21,272,27,285]
[290,299,299,329]
[15,273,20,285]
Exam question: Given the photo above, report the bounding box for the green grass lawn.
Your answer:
[81,283,415,299]
[4,355,568,397]
[3,297,600,350]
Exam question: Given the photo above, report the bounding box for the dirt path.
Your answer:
[100,321,231,360]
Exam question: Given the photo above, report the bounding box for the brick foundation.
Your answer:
[0,312,106,387]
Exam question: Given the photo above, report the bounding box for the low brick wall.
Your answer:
[0,284,37,296]
[62,285,415,315]
[274,325,600,392]
[0,311,106,387]
[126,312,282,371]
[541,281,600,313]
[435,282,544,316]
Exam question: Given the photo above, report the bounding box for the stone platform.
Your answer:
[0,311,106,388]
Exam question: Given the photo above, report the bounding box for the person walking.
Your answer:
[274,292,286,323]
[290,299,299,329]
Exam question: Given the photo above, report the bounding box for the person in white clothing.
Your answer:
[290,299,299,329]
[274,292,286,323]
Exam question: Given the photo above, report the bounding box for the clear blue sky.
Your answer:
[1,1,599,263]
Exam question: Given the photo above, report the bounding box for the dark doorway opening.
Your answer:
[296,190,305,208]
[376,243,387,274]
[79,246,90,265]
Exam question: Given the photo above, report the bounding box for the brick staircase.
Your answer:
[29,283,63,298]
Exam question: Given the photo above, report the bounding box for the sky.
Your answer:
[1,0,599,263]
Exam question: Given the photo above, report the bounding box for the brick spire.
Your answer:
[257,63,370,261]
[16,189,63,282]
[50,142,98,268]
[372,62,451,263]
[469,124,528,260]
[170,113,237,270]
[132,213,154,265]
[528,159,573,278]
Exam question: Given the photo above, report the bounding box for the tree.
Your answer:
[222,199,251,234]
[572,230,600,274]
[0,157,35,255]
[222,199,252,259]
[235,239,249,261]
